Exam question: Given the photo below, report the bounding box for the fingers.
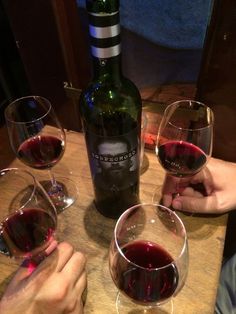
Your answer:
[161,174,178,195]
[45,239,58,256]
[25,240,59,274]
[48,249,87,314]
[75,271,87,304]
[162,193,173,208]
[172,194,218,213]
[2,242,87,314]
[30,242,75,281]
[69,299,84,314]
[62,251,86,286]
[42,242,74,272]
[181,187,205,198]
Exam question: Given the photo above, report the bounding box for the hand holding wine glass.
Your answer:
[0,168,57,265]
[109,203,188,313]
[0,241,87,314]
[4,96,78,212]
[154,100,214,210]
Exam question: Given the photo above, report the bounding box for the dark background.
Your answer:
[0,0,212,127]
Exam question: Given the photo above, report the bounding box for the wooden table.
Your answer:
[0,125,228,314]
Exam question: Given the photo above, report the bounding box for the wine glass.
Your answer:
[4,95,78,212]
[0,168,57,268]
[109,203,188,313]
[154,100,214,208]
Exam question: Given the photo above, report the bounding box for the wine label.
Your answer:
[85,130,140,192]
[88,11,121,58]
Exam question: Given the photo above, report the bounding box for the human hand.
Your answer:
[0,242,87,314]
[162,157,236,214]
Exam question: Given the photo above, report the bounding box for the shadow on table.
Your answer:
[177,212,226,241]
[83,202,116,248]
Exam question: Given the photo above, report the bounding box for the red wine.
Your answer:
[0,208,56,258]
[17,135,64,169]
[111,240,178,304]
[158,140,207,177]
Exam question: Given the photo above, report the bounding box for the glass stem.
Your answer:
[48,170,63,196]
[176,177,190,195]
[48,169,57,188]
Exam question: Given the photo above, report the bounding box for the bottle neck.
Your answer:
[87,2,122,81]
[92,55,122,81]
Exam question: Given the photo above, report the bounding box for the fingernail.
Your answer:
[172,200,182,210]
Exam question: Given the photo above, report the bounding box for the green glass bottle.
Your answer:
[79,0,142,219]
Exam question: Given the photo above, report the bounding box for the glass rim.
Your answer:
[114,202,188,271]
[163,99,214,132]
[4,95,52,125]
[0,167,37,214]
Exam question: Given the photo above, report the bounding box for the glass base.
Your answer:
[116,292,174,314]
[40,176,78,213]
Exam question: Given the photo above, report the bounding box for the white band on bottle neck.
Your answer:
[89,24,120,39]
[89,11,119,17]
[91,44,121,58]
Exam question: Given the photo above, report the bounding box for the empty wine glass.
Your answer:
[153,100,214,207]
[4,96,78,212]
[0,168,57,267]
[109,203,188,313]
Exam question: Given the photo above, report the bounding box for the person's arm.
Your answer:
[0,242,87,314]
[163,157,236,214]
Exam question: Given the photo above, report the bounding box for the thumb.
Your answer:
[172,194,218,213]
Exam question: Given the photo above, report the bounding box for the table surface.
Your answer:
[0,125,228,314]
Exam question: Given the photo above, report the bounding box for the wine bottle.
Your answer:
[79,0,142,219]
[196,0,236,162]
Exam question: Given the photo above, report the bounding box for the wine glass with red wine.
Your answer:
[154,100,214,208]
[5,96,78,212]
[0,168,57,267]
[109,203,188,313]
